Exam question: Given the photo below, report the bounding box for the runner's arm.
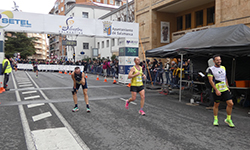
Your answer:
[71,73,77,88]
[208,76,217,91]
[141,72,146,80]
[208,75,221,96]
[128,67,139,79]
[226,78,230,92]
[80,72,85,85]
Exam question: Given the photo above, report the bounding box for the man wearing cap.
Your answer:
[1,55,12,91]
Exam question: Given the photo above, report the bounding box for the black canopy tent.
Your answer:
[146,24,250,58]
[146,24,250,102]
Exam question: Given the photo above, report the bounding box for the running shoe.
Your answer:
[36,76,38,78]
[72,107,79,112]
[224,119,235,128]
[139,110,146,116]
[87,108,91,113]
[125,100,129,109]
[213,119,219,126]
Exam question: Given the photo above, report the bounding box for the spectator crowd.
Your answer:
[12,57,191,86]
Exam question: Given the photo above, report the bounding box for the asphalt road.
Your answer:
[0,70,250,150]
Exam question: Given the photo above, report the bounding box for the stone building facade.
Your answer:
[135,0,250,59]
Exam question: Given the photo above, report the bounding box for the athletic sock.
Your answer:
[86,104,89,109]
[140,108,143,111]
[214,116,218,120]
[227,115,231,120]
[75,104,78,108]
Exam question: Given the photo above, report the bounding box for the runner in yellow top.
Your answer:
[207,55,235,128]
[125,57,146,115]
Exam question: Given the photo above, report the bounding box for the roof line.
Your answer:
[65,3,116,15]
[99,0,134,19]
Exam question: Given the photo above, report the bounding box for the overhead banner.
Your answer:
[0,10,138,38]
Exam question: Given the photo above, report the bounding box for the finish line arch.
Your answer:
[0,9,139,84]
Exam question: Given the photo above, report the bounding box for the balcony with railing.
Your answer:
[172,25,215,42]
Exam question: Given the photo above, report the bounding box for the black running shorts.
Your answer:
[75,78,88,90]
[130,86,144,93]
[34,66,38,72]
[213,90,232,103]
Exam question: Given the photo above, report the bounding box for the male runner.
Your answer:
[32,59,39,78]
[125,57,146,115]
[71,67,90,112]
[207,55,235,128]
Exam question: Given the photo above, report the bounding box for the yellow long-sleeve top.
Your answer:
[173,68,185,78]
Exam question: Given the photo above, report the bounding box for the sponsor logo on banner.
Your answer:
[59,17,83,34]
[126,57,133,65]
[103,21,135,37]
[119,65,125,74]
[0,11,31,28]
[125,66,133,74]
[119,75,123,81]
[103,21,112,35]
[126,40,138,46]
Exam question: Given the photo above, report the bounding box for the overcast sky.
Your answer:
[0,0,56,14]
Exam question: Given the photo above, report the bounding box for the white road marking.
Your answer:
[22,91,37,94]
[17,80,30,82]
[18,82,32,85]
[26,71,90,150]
[24,95,40,100]
[120,98,137,105]
[32,112,52,122]
[20,87,34,89]
[27,103,44,108]
[31,127,83,150]
[11,73,37,150]
[16,78,29,80]
[19,84,33,87]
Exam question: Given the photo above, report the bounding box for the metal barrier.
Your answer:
[17,64,84,72]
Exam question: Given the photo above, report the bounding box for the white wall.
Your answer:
[96,37,123,58]
[66,6,113,60]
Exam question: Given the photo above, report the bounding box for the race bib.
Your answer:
[217,83,226,91]
[136,76,142,82]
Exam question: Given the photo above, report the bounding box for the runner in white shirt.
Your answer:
[207,55,235,128]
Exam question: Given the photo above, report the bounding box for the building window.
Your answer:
[61,6,64,11]
[61,0,64,3]
[185,14,191,29]
[177,16,183,31]
[97,42,100,49]
[207,7,215,24]
[107,40,109,47]
[110,0,114,4]
[112,38,115,46]
[102,41,104,48]
[83,43,89,49]
[115,1,120,6]
[96,0,101,2]
[82,12,88,18]
[196,10,203,27]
